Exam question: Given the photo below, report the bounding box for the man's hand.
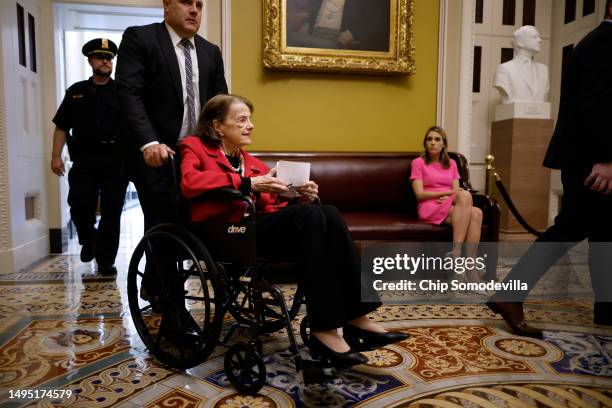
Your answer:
[51,156,65,176]
[296,181,319,202]
[143,144,176,167]
[251,168,289,194]
[584,162,612,195]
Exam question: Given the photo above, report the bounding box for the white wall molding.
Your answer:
[0,27,11,252]
[457,0,475,162]
[222,0,232,92]
[436,0,448,128]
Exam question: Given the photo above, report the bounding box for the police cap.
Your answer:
[82,38,117,58]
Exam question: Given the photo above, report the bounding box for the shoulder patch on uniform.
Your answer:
[72,94,84,99]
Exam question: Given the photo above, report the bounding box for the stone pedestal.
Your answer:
[495,101,551,121]
[491,110,553,239]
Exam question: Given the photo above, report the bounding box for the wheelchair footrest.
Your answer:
[300,359,342,385]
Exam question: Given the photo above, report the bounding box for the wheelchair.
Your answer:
[127,159,337,394]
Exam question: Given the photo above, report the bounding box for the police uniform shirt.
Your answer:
[53,77,119,156]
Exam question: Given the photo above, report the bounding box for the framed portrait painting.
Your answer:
[263,0,415,74]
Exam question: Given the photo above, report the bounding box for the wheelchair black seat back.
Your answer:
[189,216,256,266]
[127,156,314,395]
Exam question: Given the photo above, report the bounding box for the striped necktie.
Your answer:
[180,39,196,136]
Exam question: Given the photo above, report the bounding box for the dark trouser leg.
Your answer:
[135,174,181,296]
[587,189,612,313]
[95,169,128,266]
[256,204,379,331]
[497,170,588,302]
[67,163,98,245]
[319,205,381,321]
[135,177,177,232]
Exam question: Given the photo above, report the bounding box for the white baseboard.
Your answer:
[0,235,49,274]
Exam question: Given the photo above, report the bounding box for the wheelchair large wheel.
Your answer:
[226,278,305,335]
[128,223,224,369]
[261,282,305,334]
[224,343,266,395]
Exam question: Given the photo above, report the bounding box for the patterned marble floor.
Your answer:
[0,207,610,407]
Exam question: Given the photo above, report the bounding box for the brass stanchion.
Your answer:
[485,153,542,236]
[485,154,499,197]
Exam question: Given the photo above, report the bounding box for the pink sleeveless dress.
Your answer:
[410,157,460,225]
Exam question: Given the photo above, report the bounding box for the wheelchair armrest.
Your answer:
[189,188,245,202]
[188,188,256,216]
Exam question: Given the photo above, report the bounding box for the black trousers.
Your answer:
[256,204,381,331]
[67,154,128,265]
[135,174,178,232]
[134,163,184,296]
[498,168,612,303]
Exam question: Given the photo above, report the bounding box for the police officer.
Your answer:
[50,38,127,276]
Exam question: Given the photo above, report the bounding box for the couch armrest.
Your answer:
[472,193,500,281]
[471,193,500,242]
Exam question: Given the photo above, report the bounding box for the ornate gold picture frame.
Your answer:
[263,0,415,75]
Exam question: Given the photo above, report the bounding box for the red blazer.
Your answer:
[180,135,287,222]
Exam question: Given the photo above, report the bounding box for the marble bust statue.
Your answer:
[493,26,550,104]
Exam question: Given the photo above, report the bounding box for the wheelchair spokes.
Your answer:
[126,222,336,394]
[128,225,224,369]
[225,343,266,395]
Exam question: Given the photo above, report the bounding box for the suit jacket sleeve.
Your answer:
[575,35,612,163]
[116,26,158,148]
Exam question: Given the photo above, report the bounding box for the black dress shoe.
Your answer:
[140,286,164,313]
[97,264,117,276]
[309,335,368,369]
[486,301,543,338]
[80,239,95,262]
[343,325,409,351]
[594,302,612,326]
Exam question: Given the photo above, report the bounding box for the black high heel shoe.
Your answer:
[343,325,409,352]
[308,335,368,369]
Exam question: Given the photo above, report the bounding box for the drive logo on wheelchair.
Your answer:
[227,225,247,234]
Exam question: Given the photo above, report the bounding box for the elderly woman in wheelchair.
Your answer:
[127,94,407,394]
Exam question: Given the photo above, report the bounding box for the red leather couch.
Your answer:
[253,152,500,279]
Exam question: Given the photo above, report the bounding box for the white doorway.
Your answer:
[53,3,163,94]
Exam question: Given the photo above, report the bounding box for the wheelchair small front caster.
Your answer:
[300,315,311,348]
[224,343,266,395]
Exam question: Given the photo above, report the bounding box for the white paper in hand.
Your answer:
[276,160,310,187]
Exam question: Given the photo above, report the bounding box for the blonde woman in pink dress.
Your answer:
[410,126,484,283]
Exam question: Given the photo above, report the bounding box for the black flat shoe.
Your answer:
[486,301,543,338]
[343,325,409,352]
[80,239,95,263]
[97,264,117,276]
[309,335,368,369]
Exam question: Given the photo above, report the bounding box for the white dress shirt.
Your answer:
[140,23,201,151]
